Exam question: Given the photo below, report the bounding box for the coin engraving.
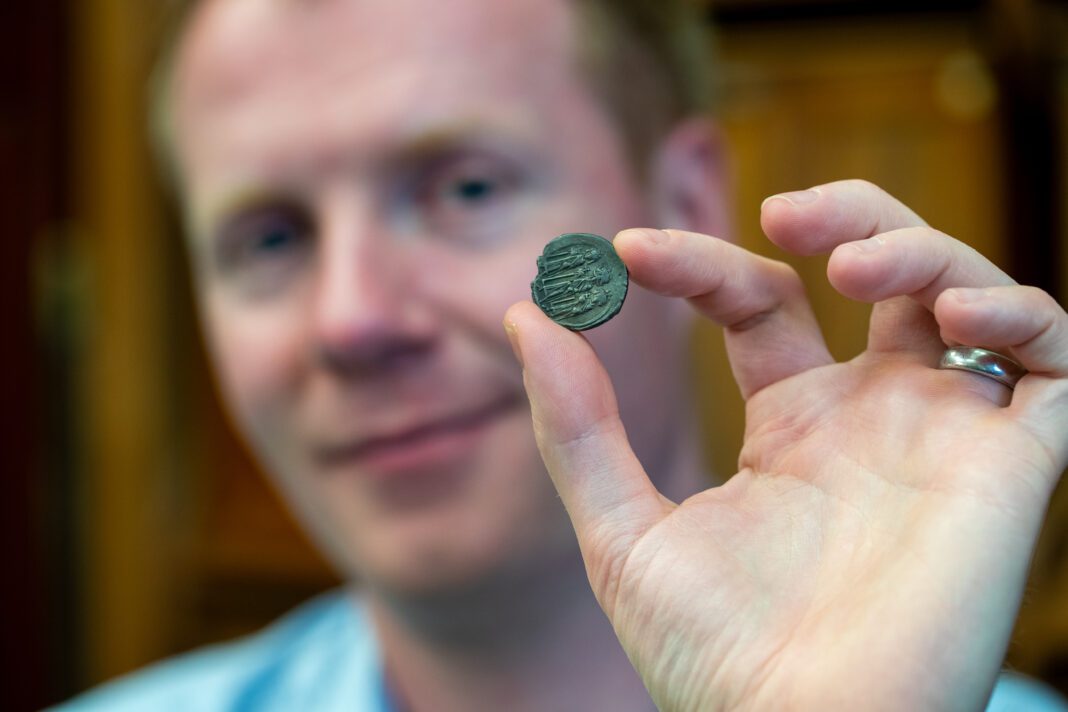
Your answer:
[531,233,628,330]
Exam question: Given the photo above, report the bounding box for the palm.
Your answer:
[615,356,1049,710]
[507,181,1068,711]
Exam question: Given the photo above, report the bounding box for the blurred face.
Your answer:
[173,0,691,595]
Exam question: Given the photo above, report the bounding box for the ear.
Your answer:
[648,118,733,242]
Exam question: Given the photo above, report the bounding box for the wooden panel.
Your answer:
[70,0,180,686]
[697,16,1004,481]
[69,1,335,686]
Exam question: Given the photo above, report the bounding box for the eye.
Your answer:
[451,176,497,203]
[212,203,314,295]
[416,153,523,244]
[217,207,311,266]
[254,223,298,253]
[430,158,514,208]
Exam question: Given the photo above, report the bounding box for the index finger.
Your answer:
[760,179,927,256]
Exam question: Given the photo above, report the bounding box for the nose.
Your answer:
[311,223,438,376]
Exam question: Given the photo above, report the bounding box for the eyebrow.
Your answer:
[380,120,543,170]
[193,119,544,238]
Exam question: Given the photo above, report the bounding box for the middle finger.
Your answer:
[826,226,1016,355]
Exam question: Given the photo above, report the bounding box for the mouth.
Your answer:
[314,392,526,476]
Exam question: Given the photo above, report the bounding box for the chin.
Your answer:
[358,529,525,600]
[343,493,578,602]
[292,411,575,598]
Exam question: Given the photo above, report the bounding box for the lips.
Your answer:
[313,392,525,475]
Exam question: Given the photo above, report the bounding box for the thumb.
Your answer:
[504,301,667,599]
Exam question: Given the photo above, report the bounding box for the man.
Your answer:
[61,0,1068,709]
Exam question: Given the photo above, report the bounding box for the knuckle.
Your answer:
[893,227,981,269]
[1021,285,1062,312]
[892,226,949,246]
[720,258,804,331]
[921,226,952,242]
[917,228,957,262]
[839,177,895,206]
[761,258,804,294]
[845,177,882,194]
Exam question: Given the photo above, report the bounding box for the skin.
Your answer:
[506,180,1068,710]
[171,0,724,708]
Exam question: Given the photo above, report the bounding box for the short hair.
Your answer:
[573,0,716,167]
[148,0,716,187]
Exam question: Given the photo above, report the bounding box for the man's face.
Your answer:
[173,0,690,594]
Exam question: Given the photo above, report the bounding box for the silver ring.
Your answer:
[938,346,1027,390]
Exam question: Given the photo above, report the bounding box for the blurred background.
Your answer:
[5,0,1067,709]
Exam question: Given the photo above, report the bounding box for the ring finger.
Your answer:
[826,226,1016,357]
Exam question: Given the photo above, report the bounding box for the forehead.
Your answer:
[173,0,589,185]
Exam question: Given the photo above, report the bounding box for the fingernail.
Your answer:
[642,228,669,245]
[504,319,524,367]
[850,236,884,254]
[764,188,819,207]
[618,227,666,245]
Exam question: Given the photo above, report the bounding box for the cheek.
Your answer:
[203,296,306,439]
[409,241,540,344]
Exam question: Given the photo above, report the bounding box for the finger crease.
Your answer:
[1012,315,1059,368]
[726,306,780,332]
[910,253,953,301]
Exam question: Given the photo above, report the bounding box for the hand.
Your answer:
[503,180,1068,711]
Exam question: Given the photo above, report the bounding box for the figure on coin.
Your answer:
[531,233,629,331]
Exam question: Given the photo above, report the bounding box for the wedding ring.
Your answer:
[938,346,1027,390]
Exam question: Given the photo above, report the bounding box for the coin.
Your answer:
[530,232,629,331]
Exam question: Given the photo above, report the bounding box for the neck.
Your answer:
[367,406,709,712]
[368,561,654,712]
